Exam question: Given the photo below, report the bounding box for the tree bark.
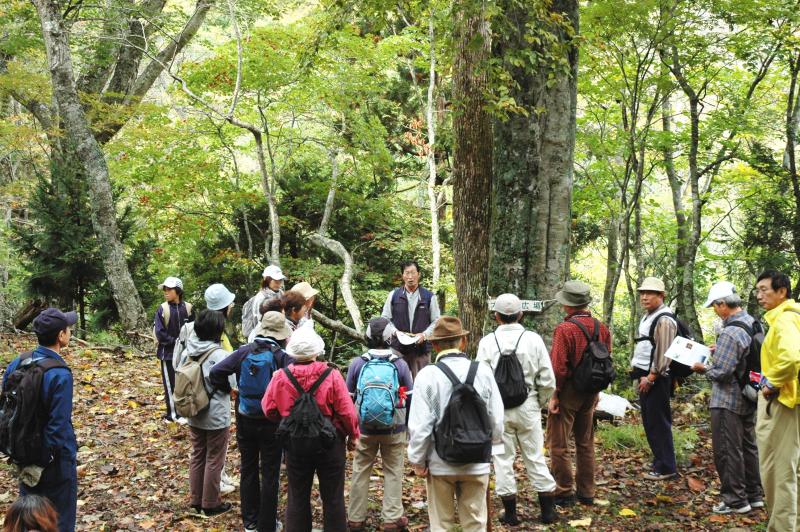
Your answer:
[425,13,441,288]
[452,0,493,355]
[32,0,148,332]
[785,52,800,294]
[489,0,578,342]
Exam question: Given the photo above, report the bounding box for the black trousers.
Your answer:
[21,455,77,532]
[237,415,282,531]
[285,434,347,532]
[639,376,677,474]
[160,359,177,420]
[710,407,763,507]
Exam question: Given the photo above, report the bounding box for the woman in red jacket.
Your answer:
[262,326,359,531]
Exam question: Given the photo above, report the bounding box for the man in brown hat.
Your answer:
[631,276,678,480]
[407,317,504,532]
[546,280,612,507]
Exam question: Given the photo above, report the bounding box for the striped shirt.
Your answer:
[706,311,756,415]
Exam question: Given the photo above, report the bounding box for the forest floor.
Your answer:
[0,333,767,531]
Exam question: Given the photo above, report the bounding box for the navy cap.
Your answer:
[33,308,78,335]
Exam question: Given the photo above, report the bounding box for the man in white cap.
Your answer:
[631,277,679,480]
[242,265,286,339]
[154,276,193,423]
[690,282,763,514]
[476,294,557,525]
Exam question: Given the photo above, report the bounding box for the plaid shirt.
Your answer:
[706,311,756,415]
[550,310,612,392]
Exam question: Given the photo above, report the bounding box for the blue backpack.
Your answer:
[238,343,277,417]
[355,353,400,430]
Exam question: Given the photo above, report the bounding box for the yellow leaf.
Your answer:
[128,400,139,408]
[569,517,592,527]
[619,508,637,517]
[656,494,673,503]
[104,407,115,414]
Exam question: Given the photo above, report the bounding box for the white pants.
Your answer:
[493,399,555,496]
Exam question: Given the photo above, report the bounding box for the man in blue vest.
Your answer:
[381,260,441,379]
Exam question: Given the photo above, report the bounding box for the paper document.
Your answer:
[663,336,710,367]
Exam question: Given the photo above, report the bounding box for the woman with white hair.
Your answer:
[261,327,359,531]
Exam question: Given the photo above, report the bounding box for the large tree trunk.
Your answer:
[452,0,493,355]
[785,52,800,294]
[425,14,441,288]
[489,0,578,342]
[32,0,148,332]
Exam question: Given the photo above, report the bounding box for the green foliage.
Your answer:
[597,421,699,466]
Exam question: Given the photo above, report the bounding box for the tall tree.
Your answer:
[489,0,579,338]
[452,0,493,354]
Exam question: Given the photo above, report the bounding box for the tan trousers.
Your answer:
[347,432,407,522]
[757,395,800,532]
[426,473,489,532]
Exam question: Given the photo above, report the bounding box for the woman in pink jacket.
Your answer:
[262,326,359,532]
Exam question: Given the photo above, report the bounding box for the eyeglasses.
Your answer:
[752,287,773,295]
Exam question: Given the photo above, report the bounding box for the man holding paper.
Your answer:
[691,282,763,514]
[630,277,678,481]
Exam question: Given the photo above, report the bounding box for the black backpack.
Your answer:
[568,318,616,393]
[276,367,337,455]
[0,352,68,466]
[727,319,764,400]
[638,312,698,380]
[433,360,493,464]
[492,332,529,409]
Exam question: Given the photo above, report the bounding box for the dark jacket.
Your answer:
[3,346,76,466]
[389,287,433,354]
[154,301,193,360]
[210,337,291,417]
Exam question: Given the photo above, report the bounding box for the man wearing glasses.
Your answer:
[754,270,800,531]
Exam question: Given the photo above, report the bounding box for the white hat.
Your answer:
[204,283,235,311]
[286,325,325,362]
[704,281,737,308]
[262,265,285,280]
[159,276,183,290]
[494,293,522,315]
[291,281,319,299]
[637,277,666,293]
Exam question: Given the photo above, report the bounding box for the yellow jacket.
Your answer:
[762,299,800,408]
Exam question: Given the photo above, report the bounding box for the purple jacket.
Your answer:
[346,349,414,435]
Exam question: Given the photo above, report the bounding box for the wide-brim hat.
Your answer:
[291,281,319,300]
[555,280,592,307]
[254,311,291,340]
[427,316,469,341]
[637,276,666,293]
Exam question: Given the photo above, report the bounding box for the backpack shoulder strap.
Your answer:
[648,312,676,341]
[37,358,68,371]
[512,331,526,353]
[161,301,170,326]
[436,361,460,387]
[283,367,305,395]
[591,318,600,340]
[567,318,593,343]
[308,367,334,396]
[361,352,372,362]
[727,320,754,336]
[465,361,479,386]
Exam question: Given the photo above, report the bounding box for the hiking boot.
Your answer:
[577,494,594,505]
[713,501,751,514]
[553,493,576,507]
[642,470,677,481]
[220,480,236,496]
[538,493,557,525]
[498,495,520,526]
[347,520,366,532]
[749,499,765,509]
[383,516,409,531]
[202,502,232,517]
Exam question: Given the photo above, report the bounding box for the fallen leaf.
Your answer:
[128,400,139,408]
[687,476,705,492]
[709,514,729,523]
[619,508,637,517]
[656,494,673,503]
[595,499,610,507]
[139,519,155,529]
[569,517,592,527]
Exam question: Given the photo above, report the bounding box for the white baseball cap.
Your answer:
[159,276,183,290]
[704,281,737,308]
[494,293,522,315]
[262,265,285,280]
